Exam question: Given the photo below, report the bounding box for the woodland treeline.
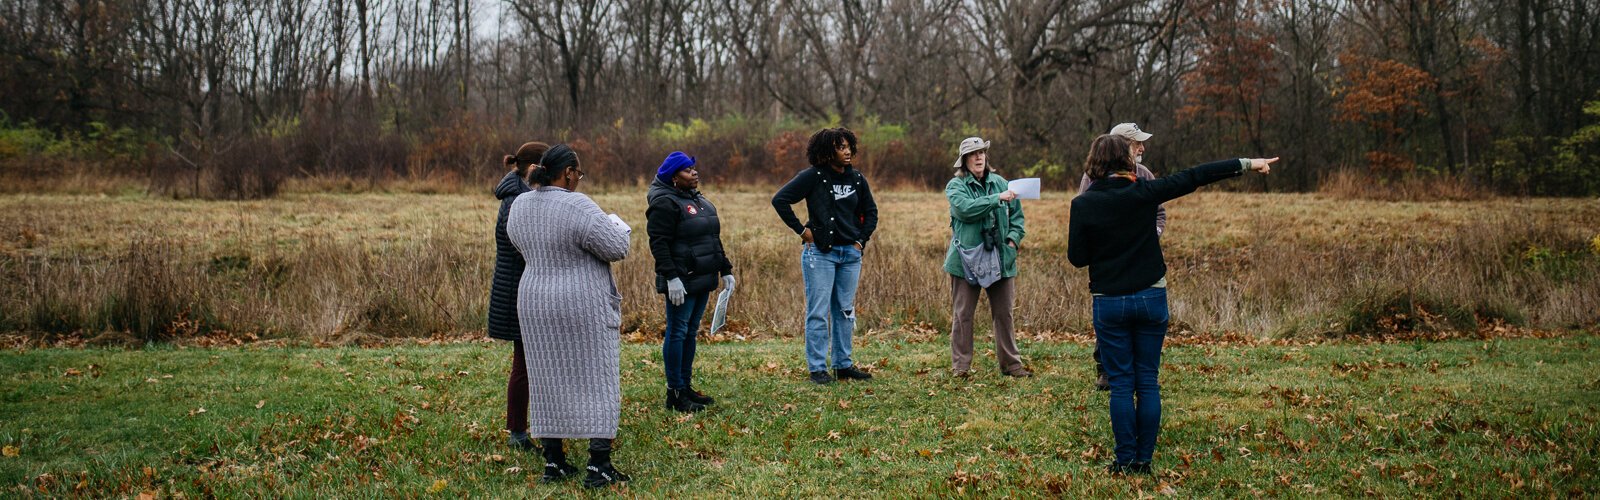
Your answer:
[2,0,1598,197]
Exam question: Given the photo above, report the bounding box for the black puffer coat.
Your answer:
[487,171,531,341]
[646,178,733,295]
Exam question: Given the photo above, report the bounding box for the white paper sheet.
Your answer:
[709,288,732,335]
[1007,178,1042,199]
[607,213,631,233]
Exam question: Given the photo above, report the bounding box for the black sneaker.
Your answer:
[683,387,715,406]
[1128,462,1153,475]
[665,389,705,412]
[541,461,579,483]
[809,371,835,385]
[1095,373,1111,391]
[835,366,873,381]
[583,463,631,489]
[1106,462,1131,475]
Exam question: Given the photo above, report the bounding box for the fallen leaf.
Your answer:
[138,491,157,500]
[427,478,447,493]
[2,445,18,457]
[255,400,266,409]
[64,368,81,377]
[504,466,522,474]
[837,399,851,409]
[188,407,207,416]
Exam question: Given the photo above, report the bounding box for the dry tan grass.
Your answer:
[1,188,1596,341]
[1317,169,1491,202]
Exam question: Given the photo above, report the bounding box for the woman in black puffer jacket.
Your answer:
[488,141,547,450]
[646,151,734,412]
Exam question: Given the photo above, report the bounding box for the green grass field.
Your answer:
[4,335,1597,497]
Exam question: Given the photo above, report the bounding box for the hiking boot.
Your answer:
[1106,462,1131,475]
[1128,462,1154,475]
[665,389,705,412]
[583,463,631,488]
[809,371,835,385]
[835,366,873,381]
[1003,367,1034,378]
[952,369,971,379]
[1095,372,1111,391]
[683,387,715,406]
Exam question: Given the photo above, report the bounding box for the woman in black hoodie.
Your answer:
[1067,134,1276,476]
[646,151,734,412]
[488,141,548,450]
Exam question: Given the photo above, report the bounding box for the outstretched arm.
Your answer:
[1142,158,1278,205]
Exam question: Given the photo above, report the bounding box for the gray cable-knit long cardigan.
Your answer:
[507,186,632,439]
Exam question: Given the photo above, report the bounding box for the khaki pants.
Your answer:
[950,275,1023,373]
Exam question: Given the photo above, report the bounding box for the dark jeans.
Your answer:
[663,291,710,390]
[1092,287,1168,464]
[507,339,528,433]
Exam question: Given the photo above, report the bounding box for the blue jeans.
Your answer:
[663,291,710,390]
[801,243,861,372]
[1092,287,1168,464]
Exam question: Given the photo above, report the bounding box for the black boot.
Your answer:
[683,386,715,406]
[665,388,705,412]
[583,448,631,488]
[539,439,579,483]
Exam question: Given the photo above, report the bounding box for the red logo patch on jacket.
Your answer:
[685,204,698,215]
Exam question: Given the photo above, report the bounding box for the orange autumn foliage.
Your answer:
[1334,54,1437,135]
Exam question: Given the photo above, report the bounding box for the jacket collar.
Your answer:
[1088,176,1135,191]
[649,177,698,199]
[494,170,530,200]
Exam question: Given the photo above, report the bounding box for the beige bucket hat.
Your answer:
[952,137,992,169]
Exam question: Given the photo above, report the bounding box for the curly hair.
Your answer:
[805,127,858,167]
[1083,134,1134,181]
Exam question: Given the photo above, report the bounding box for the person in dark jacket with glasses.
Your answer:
[646,151,735,412]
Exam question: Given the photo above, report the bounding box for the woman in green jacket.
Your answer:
[944,137,1030,378]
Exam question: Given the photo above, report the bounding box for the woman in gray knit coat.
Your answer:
[506,144,634,488]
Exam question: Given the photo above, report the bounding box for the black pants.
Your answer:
[540,438,613,453]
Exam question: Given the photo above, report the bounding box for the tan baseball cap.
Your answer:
[1109,123,1153,142]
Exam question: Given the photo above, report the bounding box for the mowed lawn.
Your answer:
[3,335,1597,497]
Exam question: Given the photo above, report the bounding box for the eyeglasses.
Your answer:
[572,167,586,180]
